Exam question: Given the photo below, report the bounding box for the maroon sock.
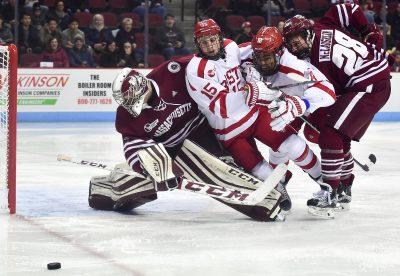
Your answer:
[321,149,343,190]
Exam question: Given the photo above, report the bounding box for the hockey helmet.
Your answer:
[251,26,284,76]
[194,19,224,60]
[282,15,315,59]
[112,68,152,117]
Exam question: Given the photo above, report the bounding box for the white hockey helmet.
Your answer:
[112,68,151,117]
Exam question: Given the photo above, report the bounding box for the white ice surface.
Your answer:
[1,122,400,276]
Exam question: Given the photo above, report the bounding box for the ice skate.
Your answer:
[277,171,292,212]
[336,183,352,211]
[307,188,336,219]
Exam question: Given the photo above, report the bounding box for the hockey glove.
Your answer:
[268,95,308,132]
[244,81,282,107]
[363,23,383,49]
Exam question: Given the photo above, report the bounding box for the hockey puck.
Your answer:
[47,262,61,270]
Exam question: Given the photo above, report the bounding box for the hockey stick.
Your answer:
[56,155,286,206]
[268,72,320,90]
[299,117,377,171]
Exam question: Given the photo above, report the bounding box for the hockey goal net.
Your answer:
[0,44,17,214]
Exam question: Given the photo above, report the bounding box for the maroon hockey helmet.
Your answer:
[251,26,284,76]
[112,68,152,117]
[282,15,315,59]
[194,19,225,60]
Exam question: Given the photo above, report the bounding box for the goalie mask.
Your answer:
[112,68,152,117]
[194,19,225,60]
[282,15,315,59]
[251,26,284,76]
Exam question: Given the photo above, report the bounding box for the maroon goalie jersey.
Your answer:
[115,56,206,172]
[311,3,390,94]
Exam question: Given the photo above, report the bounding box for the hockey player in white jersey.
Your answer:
[240,26,336,215]
[186,19,323,211]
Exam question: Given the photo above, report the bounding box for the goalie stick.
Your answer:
[57,155,287,206]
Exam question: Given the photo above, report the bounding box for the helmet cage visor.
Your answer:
[253,48,282,76]
[113,73,151,117]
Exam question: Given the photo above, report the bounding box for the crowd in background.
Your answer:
[1,0,400,70]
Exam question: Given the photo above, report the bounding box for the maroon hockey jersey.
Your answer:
[311,4,390,94]
[115,56,206,172]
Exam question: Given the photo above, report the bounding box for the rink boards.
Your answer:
[16,68,400,122]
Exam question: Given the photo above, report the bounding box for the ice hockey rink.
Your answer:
[0,122,399,276]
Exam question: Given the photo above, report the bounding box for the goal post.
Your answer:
[0,44,17,214]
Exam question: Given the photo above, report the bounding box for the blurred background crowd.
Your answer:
[1,0,400,70]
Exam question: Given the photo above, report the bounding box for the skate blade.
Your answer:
[334,203,350,212]
[274,213,286,222]
[307,206,335,219]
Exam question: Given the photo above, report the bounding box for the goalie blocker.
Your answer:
[89,141,285,221]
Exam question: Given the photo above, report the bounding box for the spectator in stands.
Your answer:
[155,14,190,60]
[99,40,120,67]
[234,21,253,44]
[0,0,14,23]
[31,3,47,32]
[117,41,144,68]
[24,0,49,14]
[62,18,85,49]
[277,21,285,33]
[42,18,63,47]
[392,50,400,72]
[133,0,167,20]
[43,37,70,67]
[388,4,400,48]
[362,0,375,24]
[18,13,42,54]
[68,35,96,67]
[87,14,114,53]
[48,1,71,30]
[0,14,13,45]
[115,18,137,49]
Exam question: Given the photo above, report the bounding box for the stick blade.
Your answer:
[249,164,287,203]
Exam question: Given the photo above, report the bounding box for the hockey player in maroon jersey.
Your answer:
[282,3,391,216]
[88,57,285,221]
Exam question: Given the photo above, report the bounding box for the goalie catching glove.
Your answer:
[268,95,308,132]
[244,81,282,107]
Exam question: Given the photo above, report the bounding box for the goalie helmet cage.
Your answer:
[0,44,17,214]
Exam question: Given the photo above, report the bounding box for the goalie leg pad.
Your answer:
[175,140,284,221]
[89,170,157,212]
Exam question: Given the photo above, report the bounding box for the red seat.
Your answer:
[247,15,265,32]
[387,1,399,15]
[373,2,382,14]
[73,12,93,28]
[109,0,129,11]
[293,0,312,14]
[20,53,43,68]
[147,54,165,67]
[135,33,155,49]
[101,12,119,28]
[225,15,246,33]
[88,0,108,12]
[148,14,164,29]
[44,0,56,7]
[270,16,285,28]
[210,0,230,8]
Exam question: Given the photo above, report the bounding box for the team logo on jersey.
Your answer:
[154,98,181,111]
[207,67,216,77]
[319,30,333,62]
[167,61,181,73]
[144,119,159,132]
[154,103,192,137]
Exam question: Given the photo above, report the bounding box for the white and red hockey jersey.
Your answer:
[240,46,336,114]
[185,39,258,142]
